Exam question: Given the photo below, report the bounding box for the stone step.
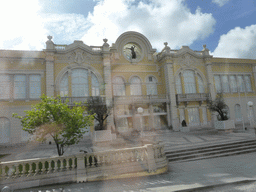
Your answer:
[168,147,256,163]
[165,139,256,162]
[165,139,256,154]
[166,140,256,158]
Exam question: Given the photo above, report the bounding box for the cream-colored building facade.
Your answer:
[1,31,256,144]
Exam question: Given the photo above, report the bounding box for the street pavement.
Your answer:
[1,127,256,191]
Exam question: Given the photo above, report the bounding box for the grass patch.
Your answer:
[0,154,10,159]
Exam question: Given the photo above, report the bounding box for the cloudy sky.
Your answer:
[0,0,255,59]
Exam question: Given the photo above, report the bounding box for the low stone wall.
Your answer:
[0,144,168,190]
[215,120,235,130]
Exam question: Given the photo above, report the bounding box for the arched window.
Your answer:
[0,117,10,143]
[113,77,126,96]
[0,75,11,99]
[59,68,100,97]
[197,75,205,93]
[235,104,242,121]
[60,73,68,97]
[91,73,100,96]
[146,76,157,95]
[72,69,89,97]
[176,74,182,94]
[183,70,196,93]
[130,76,142,95]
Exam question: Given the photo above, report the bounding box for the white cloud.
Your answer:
[212,0,230,7]
[0,0,216,51]
[0,0,47,50]
[212,25,256,59]
[81,0,216,50]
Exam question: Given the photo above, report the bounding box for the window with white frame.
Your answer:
[113,77,126,96]
[29,75,41,99]
[60,73,69,97]
[244,75,252,92]
[0,74,41,100]
[91,73,100,96]
[0,75,11,99]
[60,69,100,97]
[0,117,10,143]
[183,70,196,93]
[146,76,157,95]
[221,75,230,93]
[130,76,142,95]
[237,75,245,92]
[187,108,200,126]
[229,75,237,92]
[197,75,205,93]
[235,104,242,121]
[179,108,185,123]
[176,74,182,94]
[72,69,89,97]
[214,75,222,93]
[214,74,252,93]
[14,75,26,99]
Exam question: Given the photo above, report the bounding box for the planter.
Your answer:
[180,126,190,132]
[93,130,113,142]
[214,120,235,130]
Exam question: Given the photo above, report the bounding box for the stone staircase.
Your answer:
[165,139,256,163]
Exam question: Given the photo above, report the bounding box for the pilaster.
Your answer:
[102,39,114,129]
[164,61,179,131]
[253,65,256,91]
[205,57,215,100]
[44,36,56,97]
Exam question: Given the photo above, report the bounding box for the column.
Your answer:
[149,104,154,129]
[102,39,114,130]
[180,72,185,94]
[195,72,199,93]
[68,69,72,97]
[88,70,92,96]
[164,62,179,131]
[205,57,215,126]
[45,36,55,97]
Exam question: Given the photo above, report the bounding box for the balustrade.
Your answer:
[0,156,77,180]
[0,144,166,190]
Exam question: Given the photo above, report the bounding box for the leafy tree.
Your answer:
[206,93,229,121]
[13,95,94,156]
[86,96,113,130]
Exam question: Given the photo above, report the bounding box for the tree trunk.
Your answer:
[56,143,64,156]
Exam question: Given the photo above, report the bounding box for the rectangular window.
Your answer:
[202,107,208,125]
[176,75,182,94]
[237,75,245,92]
[214,75,221,93]
[244,75,252,92]
[0,75,11,99]
[187,108,200,126]
[221,75,230,93]
[14,75,26,99]
[229,75,237,92]
[29,75,41,99]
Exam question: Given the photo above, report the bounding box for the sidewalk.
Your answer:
[2,127,256,192]
[1,127,255,162]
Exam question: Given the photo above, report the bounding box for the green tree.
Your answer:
[86,96,113,130]
[13,95,94,156]
[206,93,229,121]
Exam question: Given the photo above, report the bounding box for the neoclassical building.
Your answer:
[1,31,256,144]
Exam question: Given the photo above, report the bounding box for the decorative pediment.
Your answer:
[176,46,203,58]
[67,49,92,65]
[179,53,197,67]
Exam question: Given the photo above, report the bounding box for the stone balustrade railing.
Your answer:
[0,144,167,190]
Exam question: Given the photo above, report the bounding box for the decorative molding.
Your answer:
[0,69,45,76]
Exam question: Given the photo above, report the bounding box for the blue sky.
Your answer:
[0,0,255,59]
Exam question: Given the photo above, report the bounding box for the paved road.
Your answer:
[16,152,256,192]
